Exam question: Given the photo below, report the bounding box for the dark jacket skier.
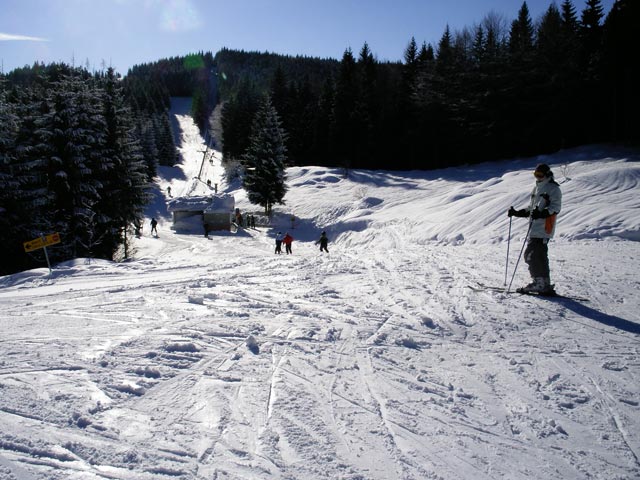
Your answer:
[150,218,158,236]
[316,231,329,252]
[508,163,562,294]
[275,232,283,254]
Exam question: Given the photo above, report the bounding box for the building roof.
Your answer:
[205,194,235,213]
[167,194,235,213]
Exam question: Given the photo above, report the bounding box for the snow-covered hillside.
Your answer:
[1,99,639,480]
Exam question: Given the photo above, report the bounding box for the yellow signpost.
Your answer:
[23,233,61,274]
[23,233,60,252]
[23,237,44,252]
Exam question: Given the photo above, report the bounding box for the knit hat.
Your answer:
[534,163,553,178]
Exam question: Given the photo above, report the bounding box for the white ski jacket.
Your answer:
[528,177,562,239]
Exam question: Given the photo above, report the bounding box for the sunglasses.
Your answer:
[534,171,546,179]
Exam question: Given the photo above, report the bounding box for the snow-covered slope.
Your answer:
[0,100,639,480]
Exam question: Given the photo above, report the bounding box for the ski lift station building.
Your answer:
[167,194,235,232]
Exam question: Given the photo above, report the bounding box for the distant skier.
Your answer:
[150,217,158,237]
[275,232,283,254]
[283,232,294,254]
[316,231,329,253]
[167,186,172,197]
[508,163,562,294]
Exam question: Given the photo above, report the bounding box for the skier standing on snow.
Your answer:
[150,217,158,236]
[316,231,329,253]
[275,231,283,254]
[283,232,294,254]
[508,163,562,294]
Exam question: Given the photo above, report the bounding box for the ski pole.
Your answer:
[504,216,512,286]
[507,217,533,293]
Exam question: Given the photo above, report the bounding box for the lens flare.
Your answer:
[159,0,202,32]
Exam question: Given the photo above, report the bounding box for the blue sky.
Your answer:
[1,0,615,75]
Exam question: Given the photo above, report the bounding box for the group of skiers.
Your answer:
[142,215,330,255]
[274,232,292,254]
[273,230,329,255]
[236,213,256,229]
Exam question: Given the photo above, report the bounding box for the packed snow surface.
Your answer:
[1,99,639,479]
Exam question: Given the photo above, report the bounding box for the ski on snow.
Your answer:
[468,283,589,302]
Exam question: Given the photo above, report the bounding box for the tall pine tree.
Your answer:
[331,48,358,174]
[41,71,106,260]
[601,0,640,143]
[242,97,288,215]
[98,67,150,259]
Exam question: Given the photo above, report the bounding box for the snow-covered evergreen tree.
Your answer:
[98,67,150,259]
[0,83,18,198]
[41,70,106,259]
[0,84,25,274]
[154,113,178,167]
[242,97,287,215]
[136,113,159,180]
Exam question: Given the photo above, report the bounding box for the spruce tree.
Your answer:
[601,0,640,143]
[396,37,422,168]
[561,0,580,36]
[311,77,334,165]
[556,0,583,147]
[354,43,377,169]
[537,4,564,70]
[504,2,539,156]
[417,42,435,67]
[0,85,25,274]
[242,97,288,215]
[270,66,289,121]
[136,113,159,180]
[286,76,316,166]
[534,4,567,151]
[436,26,454,74]
[40,71,106,260]
[509,2,535,63]
[428,25,460,166]
[221,79,260,161]
[580,0,605,69]
[577,0,607,142]
[155,112,178,167]
[98,67,149,259]
[7,86,56,267]
[331,49,358,173]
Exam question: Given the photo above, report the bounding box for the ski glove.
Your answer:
[508,207,529,218]
[531,208,550,219]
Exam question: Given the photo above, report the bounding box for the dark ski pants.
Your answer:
[524,237,550,279]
